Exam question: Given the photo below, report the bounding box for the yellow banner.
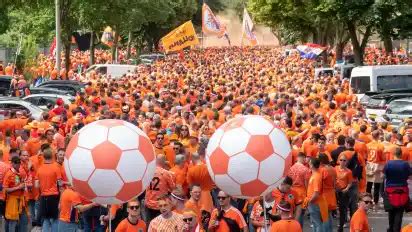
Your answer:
[161,21,199,53]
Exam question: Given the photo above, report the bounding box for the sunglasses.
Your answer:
[181,128,188,131]
[173,147,180,150]
[217,196,228,200]
[129,205,140,210]
[183,218,193,222]
[157,137,164,140]
[363,200,373,205]
[339,159,347,162]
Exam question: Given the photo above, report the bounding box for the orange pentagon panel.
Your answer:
[221,117,246,132]
[138,136,155,163]
[209,147,229,175]
[96,120,125,129]
[91,141,122,169]
[240,179,268,197]
[245,135,274,162]
[72,178,97,199]
[65,133,79,159]
[116,181,143,202]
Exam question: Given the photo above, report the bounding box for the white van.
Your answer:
[350,65,412,99]
[85,64,138,79]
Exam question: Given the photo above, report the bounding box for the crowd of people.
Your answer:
[0,46,412,232]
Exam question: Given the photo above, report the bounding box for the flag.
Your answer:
[241,8,258,46]
[49,37,56,57]
[202,3,226,37]
[101,26,114,47]
[296,43,326,59]
[161,21,199,53]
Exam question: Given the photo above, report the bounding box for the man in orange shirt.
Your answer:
[58,185,97,231]
[304,158,328,232]
[186,153,214,213]
[208,190,248,232]
[145,154,176,222]
[170,154,188,195]
[350,193,372,232]
[271,176,301,220]
[270,200,302,232]
[366,130,385,206]
[3,156,27,232]
[184,184,202,222]
[35,148,62,231]
[115,199,147,232]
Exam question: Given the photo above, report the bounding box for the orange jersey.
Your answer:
[115,218,147,232]
[307,170,323,204]
[209,206,247,232]
[350,208,370,232]
[335,166,353,190]
[36,162,62,196]
[59,188,82,222]
[270,219,302,232]
[144,167,175,210]
[366,141,385,163]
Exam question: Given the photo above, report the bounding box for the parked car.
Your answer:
[85,64,139,79]
[385,97,412,128]
[29,87,71,96]
[365,92,412,121]
[0,75,12,96]
[0,97,44,120]
[23,94,74,110]
[139,53,165,64]
[37,80,85,96]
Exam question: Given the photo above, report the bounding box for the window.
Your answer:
[25,97,40,105]
[96,66,107,75]
[377,75,412,91]
[350,76,370,94]
[388,100,412,114]
[38,97,57,106]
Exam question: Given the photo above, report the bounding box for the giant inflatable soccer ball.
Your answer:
[65,119,156,205]
[206,115,292,199]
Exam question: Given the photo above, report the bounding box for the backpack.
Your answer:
[346,152,362,180]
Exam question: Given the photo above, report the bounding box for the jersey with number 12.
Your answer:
[145,166,175,210]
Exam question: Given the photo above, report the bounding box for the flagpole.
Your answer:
[202,0,205,50]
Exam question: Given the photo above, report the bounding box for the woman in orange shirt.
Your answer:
[335,154,353,232]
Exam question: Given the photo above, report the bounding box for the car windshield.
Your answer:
[388,100,412,114]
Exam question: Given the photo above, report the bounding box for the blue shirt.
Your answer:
[384,160,411,187]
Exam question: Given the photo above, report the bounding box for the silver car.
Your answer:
[23,94,74,111]
[385,97,412,128]
[0,97,44,120]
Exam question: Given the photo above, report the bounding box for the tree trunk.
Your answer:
[336,42,345,62]
[126,31,132,59]
[89,31,95,65]
[64,33,70,78]
[383,35,393,55]
[111,25,119,63]
[347,21,363,66]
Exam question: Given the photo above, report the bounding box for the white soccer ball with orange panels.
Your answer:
[65,119,156,205]
[206,115,292,199]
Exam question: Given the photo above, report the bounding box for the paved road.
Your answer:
[302,210,412,232]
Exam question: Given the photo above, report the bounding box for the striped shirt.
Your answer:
[148,212,184,232]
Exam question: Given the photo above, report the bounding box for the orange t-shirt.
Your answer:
[320,165,337,210]
[186,163,214,191]
[59,188,82,222]
[209,207,247,232]
[335,166,353,190]
[272,188,301,212]
[307,170,322,204]
[36,162,62,196]
[3,168,27,197]
[270,219,302,232]
[367,141,385,163]
[115,218,147,232]
[350,208,370,232]
[144,167,175,210]
[170,165,188,194]
[402,224,412,232]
